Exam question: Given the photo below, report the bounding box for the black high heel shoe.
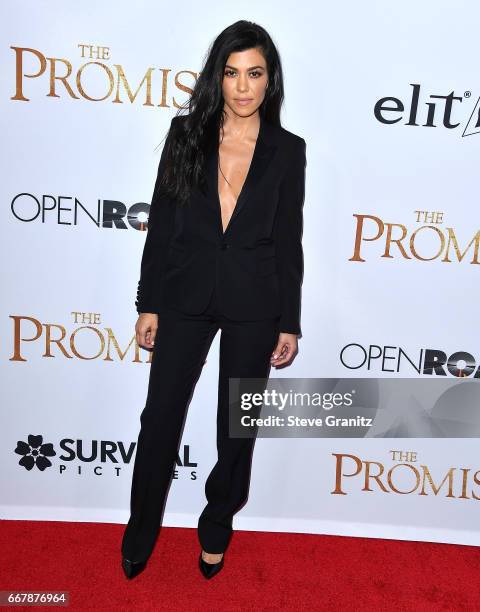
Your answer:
[122,557,147,580]
[198,551,224,579]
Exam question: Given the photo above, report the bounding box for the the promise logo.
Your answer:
[332,450,480,499]
[350,211,479,265]
[10,43,195,106]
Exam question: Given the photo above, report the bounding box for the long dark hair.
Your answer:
[156,20,285,207]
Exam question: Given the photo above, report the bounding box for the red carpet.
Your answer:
[0,520,478,610]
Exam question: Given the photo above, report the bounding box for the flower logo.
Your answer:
[14,434,56,471]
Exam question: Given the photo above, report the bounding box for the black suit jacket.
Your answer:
[135,112,306,335]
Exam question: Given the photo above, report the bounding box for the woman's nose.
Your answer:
[236,76,249,92]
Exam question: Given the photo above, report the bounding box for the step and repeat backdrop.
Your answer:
[1,1,479,546]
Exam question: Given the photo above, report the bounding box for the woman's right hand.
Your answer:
[136,313,159,349]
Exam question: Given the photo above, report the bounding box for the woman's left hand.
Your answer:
[270,332,298,367]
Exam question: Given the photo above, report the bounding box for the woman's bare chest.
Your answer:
[217,139,256,233]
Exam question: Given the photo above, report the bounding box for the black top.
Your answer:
[135,112,306,336]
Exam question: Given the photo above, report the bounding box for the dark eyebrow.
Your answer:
[224,64,266,71]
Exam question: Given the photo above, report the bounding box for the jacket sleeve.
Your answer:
[274,137,307,336]
[135,118,177,314]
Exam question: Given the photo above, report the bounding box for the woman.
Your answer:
[121,19,306,580]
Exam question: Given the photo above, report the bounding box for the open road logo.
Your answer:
[14,434,56,471]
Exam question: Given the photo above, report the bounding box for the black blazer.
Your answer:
[135,112,306,335]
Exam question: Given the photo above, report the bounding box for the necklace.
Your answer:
[218,159,240,201]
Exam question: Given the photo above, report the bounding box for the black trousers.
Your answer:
[121,281,280,561]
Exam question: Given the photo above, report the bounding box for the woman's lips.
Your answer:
[235,99,253,106]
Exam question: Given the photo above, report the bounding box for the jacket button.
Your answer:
[220,242,228,250]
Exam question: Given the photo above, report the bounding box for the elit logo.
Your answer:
[14,434,56,471]
[374,83,480,137]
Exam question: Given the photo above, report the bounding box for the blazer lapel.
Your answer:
[205,113,277,235]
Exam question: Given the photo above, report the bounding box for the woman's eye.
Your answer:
[223,70,264,78]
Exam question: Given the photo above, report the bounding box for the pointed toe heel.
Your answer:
[198,551,225,579]
[122,557,147,580]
